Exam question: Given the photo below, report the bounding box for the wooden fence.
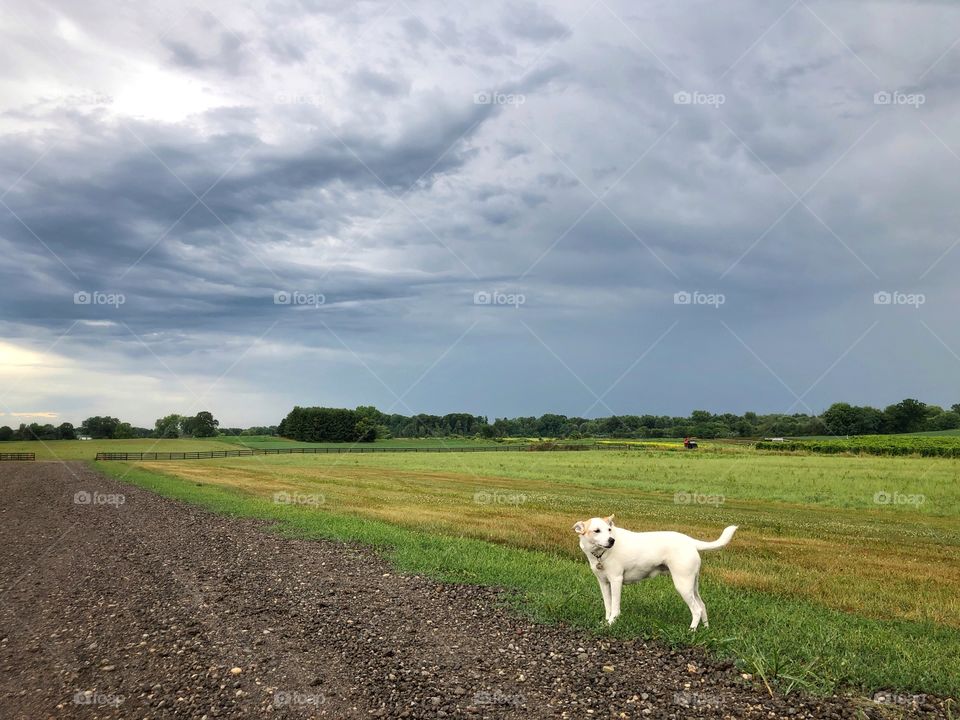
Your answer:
[0,452,35,461]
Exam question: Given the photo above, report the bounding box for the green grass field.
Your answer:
[0,437,232,460]
[218,435,530,450]
[0,435,510,459]
[0,435,689,459]
[0,435,520,459]
[90,445,960,700]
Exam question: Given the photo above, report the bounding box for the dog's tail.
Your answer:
[693,525,738,551]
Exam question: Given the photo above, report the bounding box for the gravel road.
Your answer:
[0,462,949,718]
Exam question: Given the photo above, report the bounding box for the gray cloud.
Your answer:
[3,0,960,426]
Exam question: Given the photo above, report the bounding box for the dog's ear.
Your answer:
[604,514,615,526]
[573,520,587,534]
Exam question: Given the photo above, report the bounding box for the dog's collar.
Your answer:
[589,546,610,570]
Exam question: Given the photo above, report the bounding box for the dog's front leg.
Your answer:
[596,575,612,622]
[607,575,623,625]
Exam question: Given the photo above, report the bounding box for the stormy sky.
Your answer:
[2,0,960,427]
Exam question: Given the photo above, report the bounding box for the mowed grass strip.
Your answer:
[130,454,960,627]
[98,449,960,697]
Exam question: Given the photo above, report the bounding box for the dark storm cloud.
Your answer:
[4,0,960,425]
[0,94,489,275]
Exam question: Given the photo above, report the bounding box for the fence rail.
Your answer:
[0,452,35,461]
[95,442,638,461]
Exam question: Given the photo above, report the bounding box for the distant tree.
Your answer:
[927,411,960,431]
[355,405,384,423]
[596,416,623,436]
[21,423,58,440]
[241,426,278,436]
[536,414,568,437]
[355,417,378,442]
[821,403,880,436]
[154,414,184,438]
[280,407,365,442]
[190,411,219,437]
[0,425,12,441]
[883,399,928,434]
[114,422,136,439]
[690,410,712,423]
[56,422,76,440]
[859,407,884,435]
[179,415,197,436]
[81,416,122,439]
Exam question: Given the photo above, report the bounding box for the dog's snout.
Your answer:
[607,538,616,547]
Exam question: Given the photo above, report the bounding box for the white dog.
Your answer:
[573,515,737,629]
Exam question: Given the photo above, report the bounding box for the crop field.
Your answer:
[758,434,960,457]
[95,445,960,698]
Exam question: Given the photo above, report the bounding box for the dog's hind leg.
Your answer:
[694,575,708,628]
[671,572,702,630]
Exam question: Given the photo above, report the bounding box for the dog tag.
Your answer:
[596,561,604,570]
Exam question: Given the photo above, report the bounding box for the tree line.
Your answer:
[0,416,145,442]
[277,398,960,442]
[3,398,957,443]
[0,411,226,441]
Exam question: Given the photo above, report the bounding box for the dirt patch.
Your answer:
[0,462,950,718]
